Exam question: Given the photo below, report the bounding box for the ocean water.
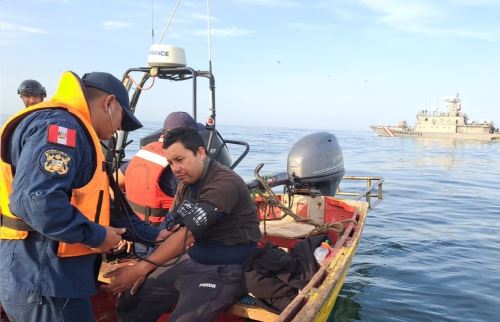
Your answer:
[128,122,500,322]
[2,112,499,322]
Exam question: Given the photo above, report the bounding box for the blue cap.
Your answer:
[196,122,206,131]
[163,111,198,130]
[82,72,142,131]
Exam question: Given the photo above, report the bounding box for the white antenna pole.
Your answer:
[151,0,154,44]
[207,0,213,67]
[206,0,216,155]
[158,0,183,44]
[207,0,215,118]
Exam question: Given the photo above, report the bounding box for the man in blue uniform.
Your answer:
[0,71,163,322]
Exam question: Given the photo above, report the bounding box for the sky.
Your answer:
[2,0,500,131]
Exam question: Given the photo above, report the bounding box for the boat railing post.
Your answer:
[366,178,371,208]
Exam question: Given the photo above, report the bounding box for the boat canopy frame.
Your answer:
[111,65,249,169]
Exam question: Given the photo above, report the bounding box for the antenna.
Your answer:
[207,0,215,121]
[158,0,183,44]
[151,0,154,44]
[206,0,217,156]
[207,0,213,68]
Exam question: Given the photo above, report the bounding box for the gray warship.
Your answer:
[370,94,500,141]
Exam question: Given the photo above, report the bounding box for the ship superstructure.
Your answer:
[371,94,500,141]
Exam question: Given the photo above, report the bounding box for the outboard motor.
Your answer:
[287,132,344,196]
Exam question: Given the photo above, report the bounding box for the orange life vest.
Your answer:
[124,141,174,224]
[0,71,111,257]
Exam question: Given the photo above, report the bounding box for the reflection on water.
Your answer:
[333,133,500,322]
[3,114,498,322]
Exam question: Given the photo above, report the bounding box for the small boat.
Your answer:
[0,10,384,320]
[370,93,500,141]
[91,43,384,322]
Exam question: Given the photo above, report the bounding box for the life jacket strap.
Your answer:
[0,213,35,231]
[128,201,169,219]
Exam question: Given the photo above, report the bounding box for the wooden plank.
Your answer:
[226,303,279,322]
[259,216,316,239]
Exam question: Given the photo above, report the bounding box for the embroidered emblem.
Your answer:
[40,149,72,176]
[47,124,76,148]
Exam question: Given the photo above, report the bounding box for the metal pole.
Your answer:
[158,0,183,44]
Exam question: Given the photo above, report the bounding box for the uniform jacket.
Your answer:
[0,71,159,298]
[1,95,110,258]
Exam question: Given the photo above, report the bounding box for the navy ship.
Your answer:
[371,94,500,141]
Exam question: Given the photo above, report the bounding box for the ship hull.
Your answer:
[370,126,500,141]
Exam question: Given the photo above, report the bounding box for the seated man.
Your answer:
[103,128,262,322]
[118,111,201,226]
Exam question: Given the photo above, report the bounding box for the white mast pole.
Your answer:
[158,0,183,44]
[207,0,215,121]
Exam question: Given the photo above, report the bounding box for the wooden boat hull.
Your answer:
[278,199,368,322]
[91,197,369,322]
[222,197,368,322]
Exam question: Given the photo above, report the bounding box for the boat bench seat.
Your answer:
[226,302,279,321]
[259,215,316,239]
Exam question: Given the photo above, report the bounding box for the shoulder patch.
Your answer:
[39,149,72,177]
[47,124,76,148]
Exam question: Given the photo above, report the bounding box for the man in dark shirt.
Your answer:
[104,128,261,322]
[117,111,203,224]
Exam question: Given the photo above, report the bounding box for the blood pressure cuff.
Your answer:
[168,199,223,237]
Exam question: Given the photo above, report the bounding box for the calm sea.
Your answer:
[2,113,499,321]
[129,122,500,322]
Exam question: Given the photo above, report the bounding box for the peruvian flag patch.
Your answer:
[47,124,77,148]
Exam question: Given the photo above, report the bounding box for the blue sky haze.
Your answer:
[1,0,500,131]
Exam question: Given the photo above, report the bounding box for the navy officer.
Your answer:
[0,71,164,322]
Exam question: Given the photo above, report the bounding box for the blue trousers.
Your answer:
[0,291,93,322]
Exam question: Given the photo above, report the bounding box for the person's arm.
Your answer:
[8,113,115,249]
[102,226,194,294]
[197,172,240,214]
[110,204,161,245]
[103,167,238,294]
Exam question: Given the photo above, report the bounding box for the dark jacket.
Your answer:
[243,234,326,313]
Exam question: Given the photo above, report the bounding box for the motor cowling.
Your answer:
[287,132,344,196]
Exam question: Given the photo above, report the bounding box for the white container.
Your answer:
[313,244,330,264]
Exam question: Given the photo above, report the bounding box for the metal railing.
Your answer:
[335,176,384,210]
